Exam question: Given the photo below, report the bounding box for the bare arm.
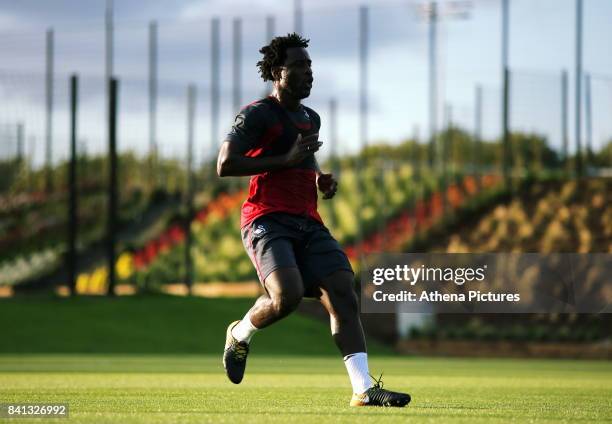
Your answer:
[313,156,322,176]
[217,142,288,177]
[313,157,339,199]
[217,133,322,177]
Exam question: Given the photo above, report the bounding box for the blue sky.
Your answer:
[0,0,610,166]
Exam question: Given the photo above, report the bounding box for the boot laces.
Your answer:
[369,372,384,390]
[233,342,248,361]
[367,373,395,404]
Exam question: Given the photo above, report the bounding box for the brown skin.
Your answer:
[249,268,366,356]
[218,46,364,355]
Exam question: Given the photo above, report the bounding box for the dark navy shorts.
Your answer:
[241,212,354,298]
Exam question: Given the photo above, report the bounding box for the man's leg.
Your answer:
[317,270,370,393]
[317,270,366,354]
[224,267,304,384]
[231,267,304,341]
[248,267,305,328]
[317,270,410,407]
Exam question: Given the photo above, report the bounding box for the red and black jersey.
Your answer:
[225,96,323,228]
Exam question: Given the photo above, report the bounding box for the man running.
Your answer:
[217,33,410,408]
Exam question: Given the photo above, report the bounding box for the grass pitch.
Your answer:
[1,295,610,422]
[1,354,610,423]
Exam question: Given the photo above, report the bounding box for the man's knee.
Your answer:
[265,268,304,317]
[270,288,303,316]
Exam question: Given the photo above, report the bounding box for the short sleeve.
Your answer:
[304,106,321,132]
[225,103,268,153]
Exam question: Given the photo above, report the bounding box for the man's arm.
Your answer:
[314,157,338,199]
[217,142,288,177]
[313,156,322,176]
[217,133,322,177]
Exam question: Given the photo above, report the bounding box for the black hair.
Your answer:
[257,33,310,82]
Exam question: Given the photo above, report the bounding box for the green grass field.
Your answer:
[1,355,611,423]
[0,295,610,422]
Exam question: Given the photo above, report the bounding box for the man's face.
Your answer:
[276,47,313,99]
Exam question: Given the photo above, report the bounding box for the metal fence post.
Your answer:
[107,77,119,296]
[68,74,78,295]
[185,84,196,293]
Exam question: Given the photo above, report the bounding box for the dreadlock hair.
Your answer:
[257,33,310,82]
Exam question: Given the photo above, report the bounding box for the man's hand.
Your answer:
[316,172,338,199]
[284,133,322,166]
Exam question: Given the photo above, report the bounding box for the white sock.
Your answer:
[343,352,372,394]
[231,312,259,343]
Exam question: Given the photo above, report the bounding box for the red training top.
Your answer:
[224,96,323,228]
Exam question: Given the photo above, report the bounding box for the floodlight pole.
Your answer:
[329,98,338,168]
[428,2,438,170]
[584,73,592,168]
[16,122,24,163]
[266,15,275,42]
[561,70,569,170]
[294,0,303,35]
[45,28,54,193]
[574,0,583,176]
[357,5,368,259]
[328,98,338,229]
[149,21,158,186]
[211,18,220,156]
[105,0,114,142]
[185,84,196,294]
[421,1,472,172]
[501,0,511,190]
[474,84,482,177]
[444,103,453,174]
[265,16,275,93]
[360,6,368,154]
[233,18,242,114]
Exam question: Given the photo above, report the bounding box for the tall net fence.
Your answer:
[510,69,564,173]
[589,75,612,168]
[0,2,610,293]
